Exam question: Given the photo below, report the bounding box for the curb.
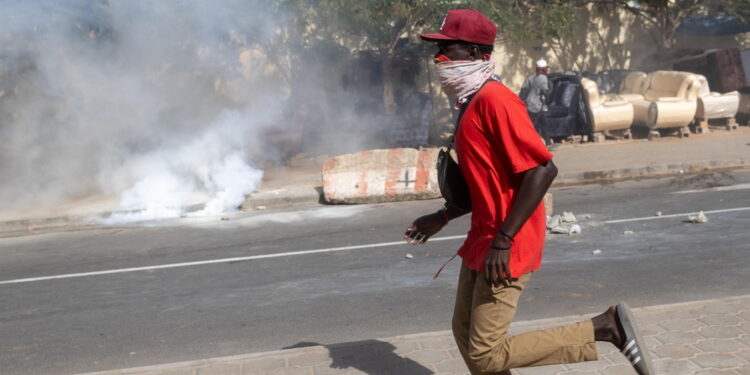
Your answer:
[68,317,596,375]
[0,188,325,235]
[2,160,749,235]
[73,294,750,375]
[241,187,322,210]
[554,159,750,186]
[0,215,96,237]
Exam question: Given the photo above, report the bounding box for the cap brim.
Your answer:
[419,33,458,42]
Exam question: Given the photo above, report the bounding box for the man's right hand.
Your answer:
[404,211,447,245]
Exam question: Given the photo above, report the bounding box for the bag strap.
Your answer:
[447,77,499,151]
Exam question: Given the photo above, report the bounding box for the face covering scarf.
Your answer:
[435,59,496,108]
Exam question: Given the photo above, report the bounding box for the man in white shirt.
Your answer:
[520,59,551,145]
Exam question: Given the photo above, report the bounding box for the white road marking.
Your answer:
[3,205,749,285]
[0,235,467,285]
[671,183,750,194]
[604,206,750,224]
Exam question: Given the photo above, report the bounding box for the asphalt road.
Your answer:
[1,169,750,375]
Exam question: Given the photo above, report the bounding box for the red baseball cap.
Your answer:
[420,9,496,46]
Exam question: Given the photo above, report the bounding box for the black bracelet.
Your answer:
[437,208,449,225]
[491,244,511,250]
[498,229,514,243]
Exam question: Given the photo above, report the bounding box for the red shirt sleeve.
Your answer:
[477,84,553,173]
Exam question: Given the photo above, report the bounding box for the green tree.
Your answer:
[593,0,705,50]
[587,0,750,50]
[483,0,581,46]
[316,0,485,113]
[482,0,750,70]
[481,1,586,71]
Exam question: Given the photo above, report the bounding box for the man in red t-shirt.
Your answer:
[403,9,654,375]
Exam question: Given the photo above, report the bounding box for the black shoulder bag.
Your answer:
[436,79,496,213]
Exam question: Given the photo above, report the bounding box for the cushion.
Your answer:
[620,72,648,94]
[643,71,698,100]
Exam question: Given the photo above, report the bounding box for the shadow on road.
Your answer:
[284,340,433,374]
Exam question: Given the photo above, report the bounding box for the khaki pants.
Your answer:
[452,261,598,374]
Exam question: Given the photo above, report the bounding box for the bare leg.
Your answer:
[591,305,624,347]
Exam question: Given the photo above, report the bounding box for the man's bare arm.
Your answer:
[485,160,557,285]
[499,160,557,237]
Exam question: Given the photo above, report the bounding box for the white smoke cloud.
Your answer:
[98,103,280,223]
[0,0,289,222]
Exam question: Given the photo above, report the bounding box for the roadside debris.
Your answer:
[592,249,602,255]
[221,217,230,221]
[623,230,634,235]
[655,211,662,216]
[255,206,267,211]
[405,253,414,259]
[688,211,708,223]
[549,225,568,234]
[547,211,581,235]
[561,211,577,223]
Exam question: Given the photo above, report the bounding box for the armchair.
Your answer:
[621,71,702,133]
[581,78,634,141]
[694,74,739,121]
[618,71,648,101]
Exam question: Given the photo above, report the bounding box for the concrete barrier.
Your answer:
[323,148,555,214]
[322,148,442,204]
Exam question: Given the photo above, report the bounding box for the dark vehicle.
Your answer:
[542,72,591,140]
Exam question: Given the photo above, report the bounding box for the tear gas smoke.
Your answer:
[0,1,288,222]
[0,1,435,224]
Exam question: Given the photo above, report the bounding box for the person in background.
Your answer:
[520,58,551,146]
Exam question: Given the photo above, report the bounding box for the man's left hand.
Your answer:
[484,235,512,286]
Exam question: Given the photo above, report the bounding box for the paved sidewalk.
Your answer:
[78,295,750,375]
[551,127,750,184]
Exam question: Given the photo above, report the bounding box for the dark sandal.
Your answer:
[616,302,655,375]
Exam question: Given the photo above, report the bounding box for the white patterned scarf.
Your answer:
[435,60,496,108]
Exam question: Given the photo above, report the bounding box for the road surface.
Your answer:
[1,169,749,375]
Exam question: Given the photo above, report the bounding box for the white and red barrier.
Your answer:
[322,148,441,204]
[322,147,554,213]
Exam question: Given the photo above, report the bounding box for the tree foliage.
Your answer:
[301,0,487,112]
[267,0,750,112]
[482,1,581,45]
[318,0,487,53]
[585,0,750,49]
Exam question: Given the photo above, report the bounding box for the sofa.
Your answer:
[584,69,633,95]
[580,77,634,139]
[693,74,739,121]
[618,70,702,130]
[618,71,648,101]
